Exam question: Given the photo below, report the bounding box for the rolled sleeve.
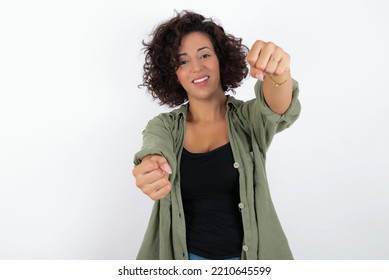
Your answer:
[133,115,175,166]
[254,78,301,133]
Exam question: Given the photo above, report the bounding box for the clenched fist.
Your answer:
[132,155,172,201]
[246,40,290,81]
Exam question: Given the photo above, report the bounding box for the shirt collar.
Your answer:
[175,95,240,117]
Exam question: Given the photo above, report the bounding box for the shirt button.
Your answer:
[233,162,240,169]
[242,245,249,252]
[238,203,245,209]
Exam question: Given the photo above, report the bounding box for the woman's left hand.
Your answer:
[246,40,290,80]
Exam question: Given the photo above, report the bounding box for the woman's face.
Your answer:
[176,32,223,101]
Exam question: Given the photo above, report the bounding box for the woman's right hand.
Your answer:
[132,155,172,201]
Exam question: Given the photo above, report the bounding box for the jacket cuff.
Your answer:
[254,78,300,125]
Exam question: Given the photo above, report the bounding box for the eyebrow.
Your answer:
[178,46,211,57]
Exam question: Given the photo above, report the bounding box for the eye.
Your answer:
[200,53,211,59]
[178,60,189,67]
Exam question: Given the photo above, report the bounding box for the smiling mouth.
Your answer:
[192,76,209,84]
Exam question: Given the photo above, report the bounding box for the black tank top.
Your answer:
[180,142,243,259]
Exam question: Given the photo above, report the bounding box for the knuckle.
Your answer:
[149,193,159,201]
[132,166,140,177]
[255,39,263,46]
[264,69,273,75]
[246,55,255,65]
[257,62,266,70]
[151,154,163,162]
[139,184,147,192]
[159,179,166,188]
[165,183,172,192]
[143,190,155,200]
[136,178,145,188]
[156,169,164,178]
[142,188,152,196]
[266,41,275,49]
[144,160,154,170]
[150,155,157,162]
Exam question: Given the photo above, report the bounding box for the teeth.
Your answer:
[193,76,209,83]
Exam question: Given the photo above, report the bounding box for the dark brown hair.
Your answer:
[141,10,249,107]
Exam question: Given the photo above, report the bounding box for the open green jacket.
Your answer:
[134,79,301,259]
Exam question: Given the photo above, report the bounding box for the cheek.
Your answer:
[211,60,220,73]
[216,60,221,70]
[176,70,184,83]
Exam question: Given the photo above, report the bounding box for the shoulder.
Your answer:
[226,95,244,110]
[145,103,188,129]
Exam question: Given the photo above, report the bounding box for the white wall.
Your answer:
[0,0,388,259]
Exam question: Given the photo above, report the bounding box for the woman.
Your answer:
[132,10,301,260]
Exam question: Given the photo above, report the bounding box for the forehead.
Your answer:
[178,32,214,52]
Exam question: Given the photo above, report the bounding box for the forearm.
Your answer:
[262,70,293,115]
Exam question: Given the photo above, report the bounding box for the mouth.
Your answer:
[192,76,209,84]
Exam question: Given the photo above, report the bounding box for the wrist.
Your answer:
[266,71,291,87]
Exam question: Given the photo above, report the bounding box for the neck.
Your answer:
[187,93,227,123]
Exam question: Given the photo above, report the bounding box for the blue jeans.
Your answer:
[189,252,240,260]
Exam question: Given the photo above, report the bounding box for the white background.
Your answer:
[0,0,388,260]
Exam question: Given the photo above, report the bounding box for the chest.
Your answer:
[180,142,239,199]
[184,119,229,153]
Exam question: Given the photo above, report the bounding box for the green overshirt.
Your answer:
[134,79,301,260]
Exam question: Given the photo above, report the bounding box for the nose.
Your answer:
[190,58,203,73]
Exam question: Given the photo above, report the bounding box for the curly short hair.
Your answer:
[141,10,249,107]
